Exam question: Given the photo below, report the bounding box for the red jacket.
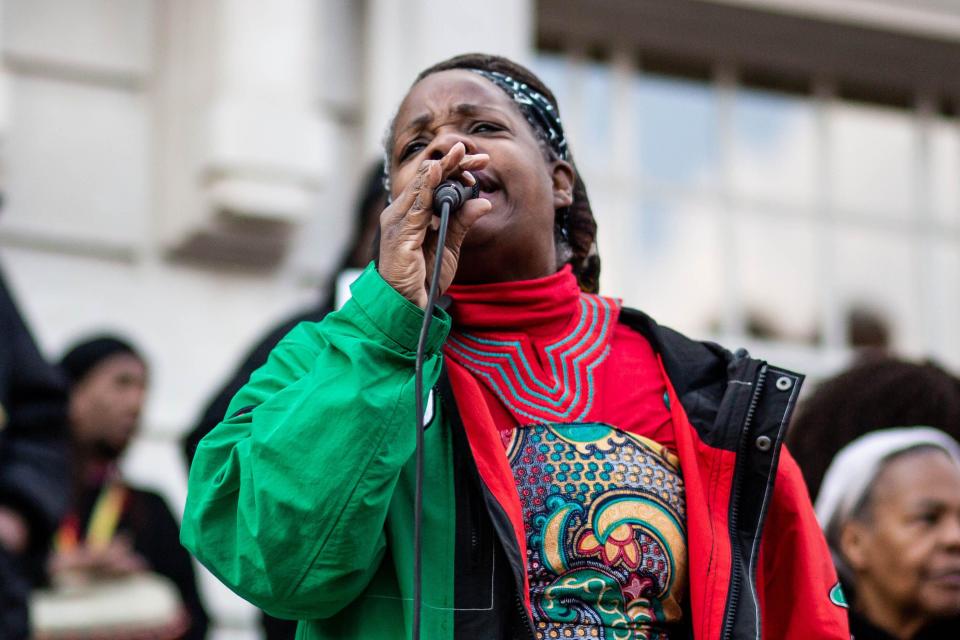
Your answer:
[443,306,849,639]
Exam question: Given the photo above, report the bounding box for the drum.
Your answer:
[30,573,189,640]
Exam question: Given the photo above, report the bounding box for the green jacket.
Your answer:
[182,265,458,638]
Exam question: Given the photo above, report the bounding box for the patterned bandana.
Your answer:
[469,69,569,161]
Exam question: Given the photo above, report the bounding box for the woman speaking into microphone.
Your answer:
[181,53,849,640]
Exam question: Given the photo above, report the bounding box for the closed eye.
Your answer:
[398,140,427,163]
[470,121,506,134]
[911,509,943,526]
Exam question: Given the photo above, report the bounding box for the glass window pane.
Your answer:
[732,88,817,206]
[829,102,917,219]
[577,60,613,168]
[735,212,818,342]
[531,52,571,115]
[930,117,960,227]
[618,196,723,338]
[835,226,920,351]
[635,72,720,189]
[930,242,960,369]
[532,53,612,168]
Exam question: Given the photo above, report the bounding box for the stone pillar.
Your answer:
[157,0,335,265]
[206,0,329,219]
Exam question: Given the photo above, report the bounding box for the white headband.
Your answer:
[815,426,960,541]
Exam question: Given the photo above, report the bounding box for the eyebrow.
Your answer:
[398,103,508,138]
[908,499,941,509]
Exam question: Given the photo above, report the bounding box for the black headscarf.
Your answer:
[59,336,142,384]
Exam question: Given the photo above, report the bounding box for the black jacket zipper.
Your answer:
[720,365,767,640]
[514,590,535,640]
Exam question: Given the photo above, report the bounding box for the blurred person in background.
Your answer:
[0,270,70,640]
[787,354,960,500]
[816,428,960,639]
[181,159,385,640]
[49,336,208,640]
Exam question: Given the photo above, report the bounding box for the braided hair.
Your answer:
[385,53,601,293]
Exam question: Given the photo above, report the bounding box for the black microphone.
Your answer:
[433,180,480,214]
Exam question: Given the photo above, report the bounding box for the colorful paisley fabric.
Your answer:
[507,422,687,639]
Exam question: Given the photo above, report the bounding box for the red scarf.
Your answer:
[444,266,675,450]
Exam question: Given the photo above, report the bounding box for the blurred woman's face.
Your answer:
[841,449,960,632]
[69,353,148,458]
[388,69,573,284]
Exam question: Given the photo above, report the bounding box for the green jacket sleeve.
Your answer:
[180,265,450,620]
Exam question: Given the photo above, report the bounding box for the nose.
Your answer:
[941,513,960,550]
[127,386,147,418]
[427,129,477,161]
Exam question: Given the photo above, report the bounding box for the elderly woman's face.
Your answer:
[389,70,573,284]
[842,449,960,628]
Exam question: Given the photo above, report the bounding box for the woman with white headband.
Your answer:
[816,427,960,639]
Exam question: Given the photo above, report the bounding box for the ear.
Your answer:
[550,159,575,209]
[839,520,872,572]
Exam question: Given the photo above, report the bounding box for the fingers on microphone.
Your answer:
[460,197,493,225]
[445,197,492,249]
[408,141,466,217]
[381,159,431,227]
[410,161,441,211]
[439,154,487,193]
[459,154,489,172]
[438,142,466,174]
[438,145,488,188]
[381,144,484,231]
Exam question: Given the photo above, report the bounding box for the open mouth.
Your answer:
[929,568,960,588]
[472,170,501,199]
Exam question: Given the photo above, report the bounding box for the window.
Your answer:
[532,49,960,373]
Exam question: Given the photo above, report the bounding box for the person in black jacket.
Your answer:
[0,270,70,640]
[51,336,208,640]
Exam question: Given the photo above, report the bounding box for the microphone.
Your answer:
[433,180,480,214]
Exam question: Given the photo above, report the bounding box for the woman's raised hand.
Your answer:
[378,142,492,309]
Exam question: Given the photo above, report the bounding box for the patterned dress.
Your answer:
[445,267,687,640]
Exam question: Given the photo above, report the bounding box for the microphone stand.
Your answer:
[412,191,456,640]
